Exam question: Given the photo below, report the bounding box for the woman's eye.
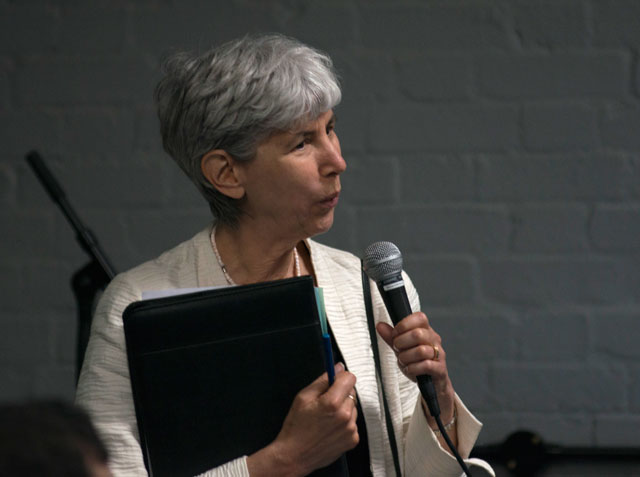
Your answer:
[293,141,305,151]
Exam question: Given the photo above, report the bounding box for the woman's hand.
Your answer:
[376,312,456,434]
[247,363,358,477]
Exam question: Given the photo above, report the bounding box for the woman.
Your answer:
[76,34,493,476]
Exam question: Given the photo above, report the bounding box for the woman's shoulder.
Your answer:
[113,225,213,294]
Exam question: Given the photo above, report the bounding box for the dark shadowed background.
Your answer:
[1,1,639,475]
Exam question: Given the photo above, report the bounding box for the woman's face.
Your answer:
[236,109,346,240]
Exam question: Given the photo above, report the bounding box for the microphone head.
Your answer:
[362,241,403,283]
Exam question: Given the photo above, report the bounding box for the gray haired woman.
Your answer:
[76,34,493,477]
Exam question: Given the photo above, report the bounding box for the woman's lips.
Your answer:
[320,192,340,208]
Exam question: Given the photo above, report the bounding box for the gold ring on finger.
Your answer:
[431,344,440,361]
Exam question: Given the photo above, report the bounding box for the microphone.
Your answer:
[362,241,440,418]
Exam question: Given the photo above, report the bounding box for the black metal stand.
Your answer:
[25,150,116,381]
[71,261,112,380]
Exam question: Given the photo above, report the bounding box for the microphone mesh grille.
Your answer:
[362,241,403,282]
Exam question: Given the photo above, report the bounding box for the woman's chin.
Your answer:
[307,213,335,238]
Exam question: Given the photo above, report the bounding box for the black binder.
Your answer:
[123,276,347,477]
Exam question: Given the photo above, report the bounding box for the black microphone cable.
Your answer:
[363,241,472,477]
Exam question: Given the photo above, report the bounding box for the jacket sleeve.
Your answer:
[75,274,251,477]
[399,274,495,477]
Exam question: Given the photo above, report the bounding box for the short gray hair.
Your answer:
[154,34,342,225]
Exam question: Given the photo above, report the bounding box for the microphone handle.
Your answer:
[377,283,441,418]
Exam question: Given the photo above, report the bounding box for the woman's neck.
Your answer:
[213,222,308,285]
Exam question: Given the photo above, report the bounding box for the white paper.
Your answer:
[141,285,226,300]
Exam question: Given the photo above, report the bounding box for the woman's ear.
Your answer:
[201,150,245,200]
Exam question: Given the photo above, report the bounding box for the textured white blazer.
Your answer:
[76,224,494,477]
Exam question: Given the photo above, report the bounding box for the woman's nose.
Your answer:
[319,137,346,176]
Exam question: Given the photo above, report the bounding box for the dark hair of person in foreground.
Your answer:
[0,400,111,477]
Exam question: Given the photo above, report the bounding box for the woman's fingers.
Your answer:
[300,362,345,397]
[391,312,430,336]
[377,312,448,381]
[378,313,441,353]
[375,322,395,348]
[375,312,457,428]
[397,342,443,365]
[274,366,359,475]
[318,367,358,414]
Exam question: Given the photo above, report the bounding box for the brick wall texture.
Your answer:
[1,0,639,462]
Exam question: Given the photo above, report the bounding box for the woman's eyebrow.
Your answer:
[290,113,337,136]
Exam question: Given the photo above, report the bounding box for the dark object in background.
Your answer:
[472,430,548,476]
[0,400,110,477]
[25,151,116,381]
[472,429,640,476]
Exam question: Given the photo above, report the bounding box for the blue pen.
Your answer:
[315,287,352,476]
[315,288,336,384]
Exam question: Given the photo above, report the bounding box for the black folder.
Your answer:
[123,276,347,477]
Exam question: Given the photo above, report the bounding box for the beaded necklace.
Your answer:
[210,227,300,285]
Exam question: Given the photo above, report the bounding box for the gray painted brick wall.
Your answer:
[1,0,638,465]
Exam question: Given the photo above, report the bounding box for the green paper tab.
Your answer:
[314,287,328,335]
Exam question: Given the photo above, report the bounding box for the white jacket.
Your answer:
[76,224,494,476]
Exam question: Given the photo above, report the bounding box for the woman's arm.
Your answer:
[75,275,149,476]
[76,276,252,477]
